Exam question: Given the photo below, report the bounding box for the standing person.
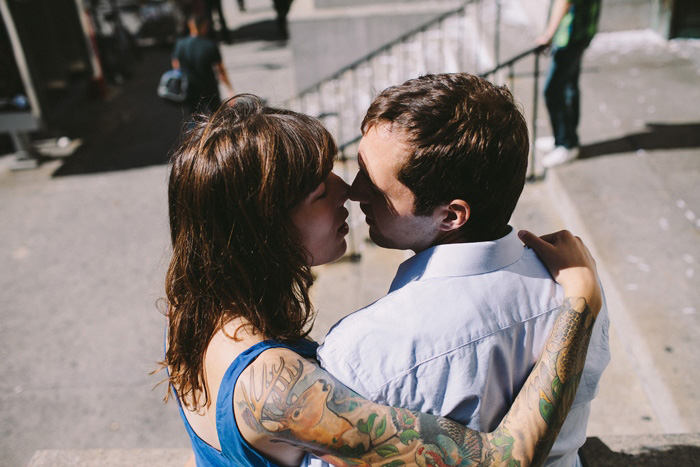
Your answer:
[163,94,605,467]
[172,14,234,115]
[204,0,231,42]
[537,0,602,167]
[314,74,610,467]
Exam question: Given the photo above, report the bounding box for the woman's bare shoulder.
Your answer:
[233,346,310,466]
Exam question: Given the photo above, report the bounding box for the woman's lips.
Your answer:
[337,208,350,235]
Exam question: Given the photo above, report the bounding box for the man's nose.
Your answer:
[348,172,369,203]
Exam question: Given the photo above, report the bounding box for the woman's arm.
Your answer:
[235,231,600,466]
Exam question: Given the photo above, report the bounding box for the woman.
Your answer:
[162,95,601,467]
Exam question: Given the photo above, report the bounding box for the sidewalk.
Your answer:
[1,3,698,466]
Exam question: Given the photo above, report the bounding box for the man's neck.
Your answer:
[416,225,512,253]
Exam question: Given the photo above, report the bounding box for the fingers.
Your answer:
[523,229,577,246]
[519,229,576,249]
[518,229,554,255]
[520,229,598,273]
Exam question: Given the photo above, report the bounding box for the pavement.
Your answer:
[1,1,699,466]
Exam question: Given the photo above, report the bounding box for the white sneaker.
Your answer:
[535,136,556,153]
[542,146,580,168]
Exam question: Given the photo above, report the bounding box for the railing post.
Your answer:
[508,63,515,92]
[458,6,465,71]
[529,52,541,181]
[495,0,501,66]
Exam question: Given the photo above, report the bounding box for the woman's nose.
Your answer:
[329,172,350,204]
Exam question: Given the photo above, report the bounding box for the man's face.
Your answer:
[349,124,442,252]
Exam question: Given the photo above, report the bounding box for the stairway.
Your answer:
[285,0,550,160]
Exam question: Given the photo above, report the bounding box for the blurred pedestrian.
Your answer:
[172,14,234,115]
[536,0,601,167]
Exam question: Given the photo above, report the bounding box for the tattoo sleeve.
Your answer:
[236,297,596,467]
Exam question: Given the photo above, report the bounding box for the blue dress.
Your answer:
[175,339,319,466]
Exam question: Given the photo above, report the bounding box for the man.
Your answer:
[172,15,234,115]
[537,0,602,167]
[316,74,610,466]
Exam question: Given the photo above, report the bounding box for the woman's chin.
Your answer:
[310,240,348,267]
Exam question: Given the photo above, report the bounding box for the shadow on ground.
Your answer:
[580,437,700,466]
[228,19,288,43]
[49,46,187,177]
[43,18,286,177]
[580,122,700,159]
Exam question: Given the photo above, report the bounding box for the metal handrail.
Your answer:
[286,1,546,180]
[480,45,543,76]
[480,45,546,181]
[290,1,475,101]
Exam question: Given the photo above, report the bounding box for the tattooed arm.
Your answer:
[234,231,600,466]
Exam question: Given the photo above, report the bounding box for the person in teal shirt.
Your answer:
[537,0,601,168]
[172,14,234,115]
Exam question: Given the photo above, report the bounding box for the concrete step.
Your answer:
[27,449,191,467]
[27,433,700,466]
[543,31,700,434]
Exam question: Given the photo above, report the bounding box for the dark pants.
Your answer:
[204,0,229,41]
[273,0,293,37]
[185,85,221,115]
[544,42,588,149]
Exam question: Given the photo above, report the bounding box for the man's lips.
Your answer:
[360,205,374,224]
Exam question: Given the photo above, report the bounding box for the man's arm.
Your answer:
[233,296,597,467]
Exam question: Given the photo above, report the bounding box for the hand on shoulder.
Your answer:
[519,229,602,316]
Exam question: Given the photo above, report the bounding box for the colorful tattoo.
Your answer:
[237,297,595,467]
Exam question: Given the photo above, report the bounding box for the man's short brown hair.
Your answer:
[361,73,529,241]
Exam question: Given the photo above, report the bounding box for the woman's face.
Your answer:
[291,171,350,266]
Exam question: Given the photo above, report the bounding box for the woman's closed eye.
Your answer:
[315,183,328,200]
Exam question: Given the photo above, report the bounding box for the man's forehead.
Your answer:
[360,124,410,165]
[374,121,406,140]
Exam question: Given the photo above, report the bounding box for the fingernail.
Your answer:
[518,230,527,239]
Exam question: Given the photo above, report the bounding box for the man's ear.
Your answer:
[437,199,470,231]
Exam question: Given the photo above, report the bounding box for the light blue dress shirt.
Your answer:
[310,229,610,467]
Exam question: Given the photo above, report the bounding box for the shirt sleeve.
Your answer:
[317,329,374,398]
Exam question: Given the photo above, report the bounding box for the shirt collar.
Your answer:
[388,228,524,292]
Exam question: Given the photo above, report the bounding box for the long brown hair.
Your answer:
[163,95,336,409]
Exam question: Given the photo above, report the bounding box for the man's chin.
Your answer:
[367,227,399,250]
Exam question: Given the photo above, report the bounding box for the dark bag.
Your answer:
[158,69,188,103]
